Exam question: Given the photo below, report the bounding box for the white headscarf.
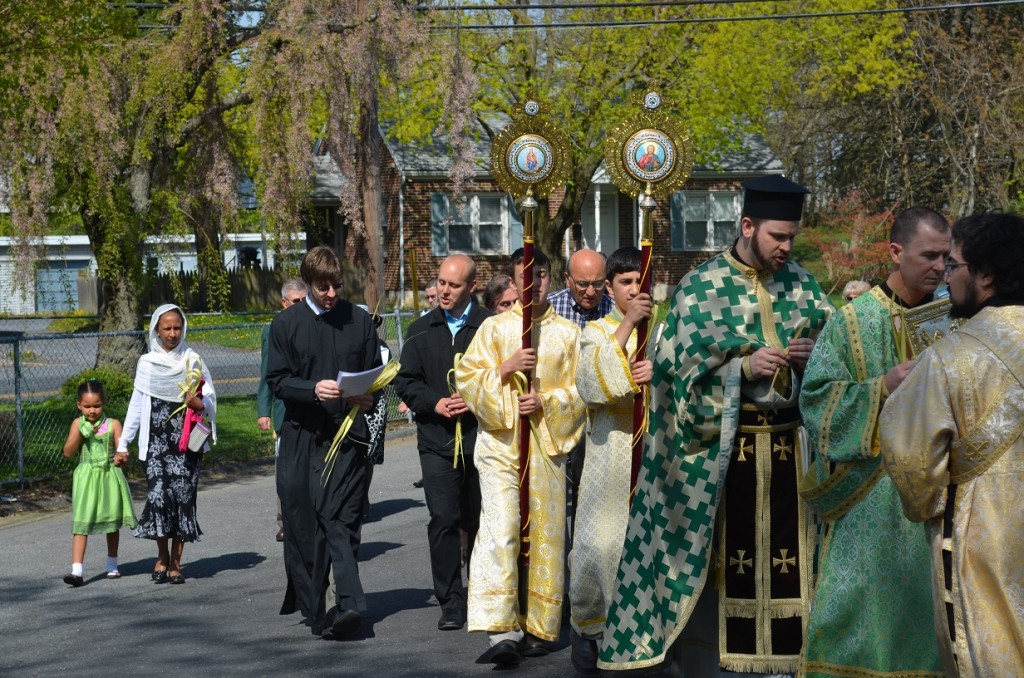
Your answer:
[134,304,205,400]
[130,304,217,458]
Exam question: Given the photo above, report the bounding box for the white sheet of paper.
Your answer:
[336,364,386,397]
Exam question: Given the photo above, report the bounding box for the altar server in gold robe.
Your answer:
[455,246,586,665]
[880,212,1024,677]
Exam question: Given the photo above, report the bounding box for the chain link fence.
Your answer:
[0,311,419,487]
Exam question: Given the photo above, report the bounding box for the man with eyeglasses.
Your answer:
[549,248,614,330]
[422,278,439,315]
[267,246,382,641]
[799,207,949,678]
[881,212,1024,677]
[258,278,308,543]
[549,248,614,556]
[842,279,871,303]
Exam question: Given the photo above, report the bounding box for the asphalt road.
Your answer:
[0,430,581,677]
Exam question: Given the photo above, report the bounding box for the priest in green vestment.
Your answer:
[798,207,948,678]
[600,176,832,675]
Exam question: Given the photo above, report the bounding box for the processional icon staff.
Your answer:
[604,91,694,503]
[489,100,570,565]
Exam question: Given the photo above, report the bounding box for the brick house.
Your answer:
[379,124,786,303]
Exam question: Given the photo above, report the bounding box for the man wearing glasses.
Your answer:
[267,246,382,641]
[548,248,614,556]
[257,279,308,542]
[422,278,439,315]
[881,212,1024,677]
[799,207,949,677]
[549,248,614,330]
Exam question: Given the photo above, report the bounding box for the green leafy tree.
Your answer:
[774,2,1024,218]
[390,0,911,272]
[246,0,428,310]
[0,2,259,368]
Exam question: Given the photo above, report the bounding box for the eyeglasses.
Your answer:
[313,282,343,294]
[944,261,969,275]
[287,297,305,305]
[569,276,606,292]
[844,295,856,302]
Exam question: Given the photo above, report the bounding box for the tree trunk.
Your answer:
[193,197,228,312]
[541,164,594,280]
[353,0,384,312]
[97,274,146,371]
[82,210,145,371]
[357,102,385,311]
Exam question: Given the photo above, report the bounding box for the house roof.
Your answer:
[381,116,502,180]
[692,133,784,176]
[236,150,349,209]
[311,154,347,204]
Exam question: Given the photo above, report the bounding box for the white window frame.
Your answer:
[442,193,509,255]
[672,191,741,251]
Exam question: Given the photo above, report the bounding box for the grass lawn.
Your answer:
[43,313,273,352]
[41,310,418,353]
[1,394,273,487]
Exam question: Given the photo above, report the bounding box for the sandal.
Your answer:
[106,570,121,579]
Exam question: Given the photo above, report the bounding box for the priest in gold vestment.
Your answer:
[455,248,585,665]
[880,213,1024,677]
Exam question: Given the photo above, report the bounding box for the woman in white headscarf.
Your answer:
[118,304,216,585]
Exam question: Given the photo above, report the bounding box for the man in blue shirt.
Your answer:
[394,254,491,632]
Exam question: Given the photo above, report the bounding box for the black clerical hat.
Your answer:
[741,175,810,222]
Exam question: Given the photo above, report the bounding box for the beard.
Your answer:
[750,234,785,273]
[949,281,981,319]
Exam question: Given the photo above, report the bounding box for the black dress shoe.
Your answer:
[275,529,284,542]
[437,605,465,631]
[571,629,600,674]
[322,607,361,639]
[168,573,186,585]
[520,632,550,657]
[152,570,169,584]
[412,479,423,488]
[489,639,523,665]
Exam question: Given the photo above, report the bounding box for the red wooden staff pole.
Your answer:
[630,189,657,502]
[518,196,537,564]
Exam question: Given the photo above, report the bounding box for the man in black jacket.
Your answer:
[395,253,490,631]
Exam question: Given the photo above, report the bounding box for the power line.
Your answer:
[426,0,1024,31]
[421,1,775,10]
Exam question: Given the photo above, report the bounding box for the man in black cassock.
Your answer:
[267,245,381,639]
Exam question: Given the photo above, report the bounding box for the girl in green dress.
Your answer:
[61,380,137,587]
